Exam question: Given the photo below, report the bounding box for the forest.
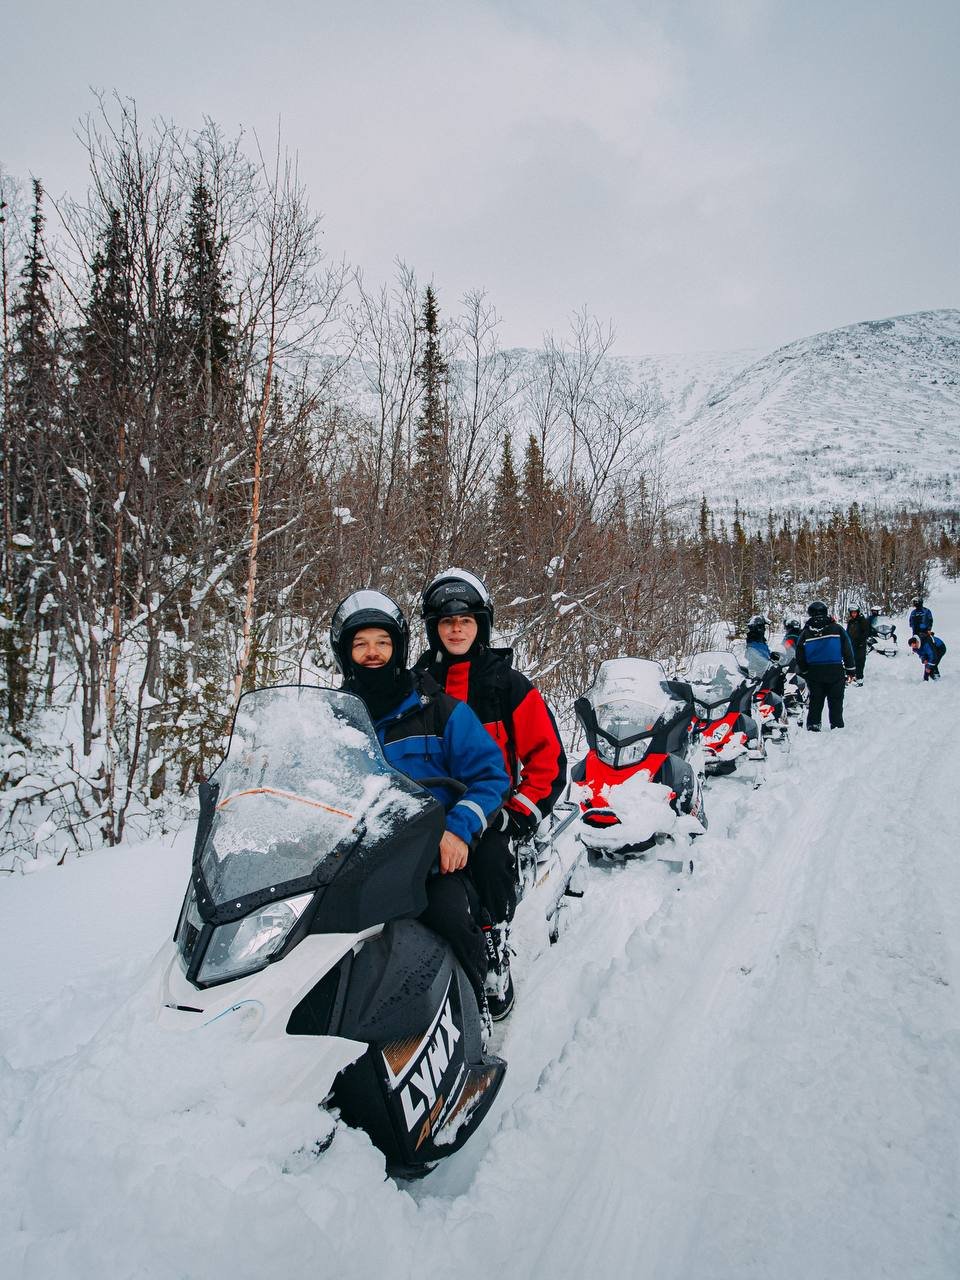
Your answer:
[1,100,955,863]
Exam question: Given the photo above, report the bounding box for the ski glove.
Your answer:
[500,806,538,841]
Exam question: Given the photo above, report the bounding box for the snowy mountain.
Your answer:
[649,309,960,521]
[2,587,958,1278]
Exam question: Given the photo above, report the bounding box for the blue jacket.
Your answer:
[370,674,510,846]
[913,634,944,665]
[796,621,856,678]
[909,606,933,634]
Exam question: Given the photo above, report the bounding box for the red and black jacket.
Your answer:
[413,645,567,826]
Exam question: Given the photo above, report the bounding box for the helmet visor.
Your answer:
[331,590,405,640]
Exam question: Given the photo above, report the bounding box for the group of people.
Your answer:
[752,594,946,732]
[329,575,946,1030]
[328,570,566,1034]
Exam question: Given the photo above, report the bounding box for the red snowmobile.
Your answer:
[570,658,707,866]
[683,650,766,784]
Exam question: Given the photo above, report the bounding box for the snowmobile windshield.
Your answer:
[583,658,689,760]
[742,645,774,678]
[684,651,748,712]
[200,686,432,909]
[875,618,895,637]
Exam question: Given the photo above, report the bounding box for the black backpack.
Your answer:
[932,635,946,658]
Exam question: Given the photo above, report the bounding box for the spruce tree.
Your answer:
[414,286,448,544]
[180,179,234,429]
[3,180,57,730]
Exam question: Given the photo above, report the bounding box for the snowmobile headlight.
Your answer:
[596,737,617,765]
[176,884,205,973]
[196,893,314,986]
[618,738,650,767]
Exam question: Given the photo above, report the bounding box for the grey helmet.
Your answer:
[329,590,409,675]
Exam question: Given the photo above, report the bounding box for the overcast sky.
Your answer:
[2,0,957,355]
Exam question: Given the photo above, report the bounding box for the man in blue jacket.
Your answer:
[329,590,510,1017]
[909,597,934,636]
[908,631,945,681]
[795,600,857,730]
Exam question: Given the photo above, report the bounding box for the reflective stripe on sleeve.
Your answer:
[512,792,543,823]
[455,799,488,834]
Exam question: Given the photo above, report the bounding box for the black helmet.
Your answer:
[329,589,409,675]
[785,618,801,631]
[848,605,861,616]
[912,597,923,607]
[807,600,829,621]
[421,568,494,648]
[747,614,768,630]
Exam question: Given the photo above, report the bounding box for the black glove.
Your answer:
[500,806,537,842]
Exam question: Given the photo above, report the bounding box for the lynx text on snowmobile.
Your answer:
[741,646,790,742]
[154,685,505,1177]
[683,650,766,785]
[567,658,707,868]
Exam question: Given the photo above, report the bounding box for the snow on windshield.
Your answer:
[683,651,747,703]
[204,687,426,903]
[585,658,688,741]
[586,658,685,732]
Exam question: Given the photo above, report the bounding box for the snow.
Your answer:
[2,586,960,1278]
[656,308,960,519]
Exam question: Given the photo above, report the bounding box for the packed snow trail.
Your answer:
[1,593,959,1279]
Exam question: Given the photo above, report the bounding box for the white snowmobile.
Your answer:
[154,684,507,1176]
[867,614,899,657]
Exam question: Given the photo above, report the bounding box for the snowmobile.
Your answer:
[568,658,707,867]
[683,650,766,784]
[867,615,899,657]
[776,628,808,717]
[154,685,506,1177]
[741,646,790,743]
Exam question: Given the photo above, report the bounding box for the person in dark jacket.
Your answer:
[329,590,510,1020]
[908,631,945,680]
[845,605,871,684]
[909,598,934,635]
[780,619,802,665]
[795,600,857,730]
[416,568,567,1019]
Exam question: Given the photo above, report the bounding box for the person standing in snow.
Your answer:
[908,631,946,681]
[415,568,567,1021]
[845,605,871,684]
[909,597,934,636]
[329,590,510,1028]
[795,600,857,730]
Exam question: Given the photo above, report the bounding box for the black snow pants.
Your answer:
[806,674,846,728]
[419,871,488,1003]
[468,826,518,927]
[851,642,868,680]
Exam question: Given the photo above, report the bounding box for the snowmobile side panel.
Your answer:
[332,920,505,1172]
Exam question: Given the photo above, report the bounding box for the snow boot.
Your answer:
[806,723,821,732]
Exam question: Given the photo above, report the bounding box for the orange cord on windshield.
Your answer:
[215,787,354,820]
